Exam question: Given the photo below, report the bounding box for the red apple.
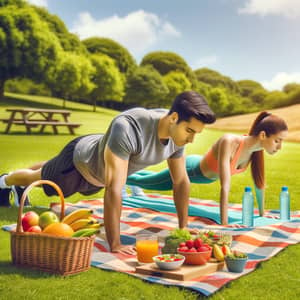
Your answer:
[22,211,39,232]
[27,225,42,233]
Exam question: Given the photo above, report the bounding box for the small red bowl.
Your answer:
[177,249,212,265]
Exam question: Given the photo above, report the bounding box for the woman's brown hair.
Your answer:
[249,111,288,189]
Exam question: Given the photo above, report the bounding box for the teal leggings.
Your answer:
[126,155,216,190]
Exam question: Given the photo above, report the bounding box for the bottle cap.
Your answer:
[245,186,252,192]
[281,186,288,191]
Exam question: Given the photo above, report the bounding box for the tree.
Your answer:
[264,91,287,108]
[141,51,198,88]
[236,79,265,97]
[194,68,240,93]
[89,54,125,111]
[283,82,300,94]
[208,87,230,117]
[162,71,191,106]
[33,6,88,55]
[0,4,62,98]
[195,81,212,99]
[0,0,24,7]
[286,88,300,106]
[83,37,136,75]
[48,53,95,108]
[124,65,168,108]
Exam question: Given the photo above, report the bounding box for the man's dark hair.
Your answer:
[168,91,216,124]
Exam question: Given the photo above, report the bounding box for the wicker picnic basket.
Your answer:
[10,180,95,276]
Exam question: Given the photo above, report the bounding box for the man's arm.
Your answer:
[103,145,135,254]
[167,156,190,229]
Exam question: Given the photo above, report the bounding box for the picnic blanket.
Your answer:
[3,194,300,296]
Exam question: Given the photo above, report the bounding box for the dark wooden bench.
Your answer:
[1,108,82,134]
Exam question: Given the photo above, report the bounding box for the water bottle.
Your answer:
[242,186,254,226]
[280,186,290,220]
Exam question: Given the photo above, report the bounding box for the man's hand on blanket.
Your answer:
[112,244,136,255]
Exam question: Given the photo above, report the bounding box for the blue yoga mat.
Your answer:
[122,195,296,226]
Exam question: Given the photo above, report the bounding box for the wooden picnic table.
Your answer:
[1,108,81,134]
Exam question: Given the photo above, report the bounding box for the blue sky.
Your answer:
[28,0,300,91]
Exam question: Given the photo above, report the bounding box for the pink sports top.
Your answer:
[204,137,248,175]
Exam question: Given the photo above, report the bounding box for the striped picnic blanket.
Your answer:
[4,194,300,296]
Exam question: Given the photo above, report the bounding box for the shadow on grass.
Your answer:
[0,261,58,278]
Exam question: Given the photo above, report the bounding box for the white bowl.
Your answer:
[152,254,185,270]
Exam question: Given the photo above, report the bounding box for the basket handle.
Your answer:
[16,180,65,233]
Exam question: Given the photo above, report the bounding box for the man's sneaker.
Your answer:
[12,186,31,207]
[130,185,146,197]
[0,187,11,207]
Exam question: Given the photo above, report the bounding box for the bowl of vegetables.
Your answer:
[225,251,248,273]
[153,254,185,270]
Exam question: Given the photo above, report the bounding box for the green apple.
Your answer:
[39,211,59,229]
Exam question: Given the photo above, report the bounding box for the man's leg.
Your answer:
[4,168,42,187]
[0,168,42,206]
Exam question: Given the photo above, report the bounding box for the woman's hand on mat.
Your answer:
[112,244,136,255]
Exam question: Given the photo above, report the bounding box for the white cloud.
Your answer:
[192,55,218,69]
[262,72,300,91]
[26,0,48,7]
[71,10,181,55]
[238,0,300,18]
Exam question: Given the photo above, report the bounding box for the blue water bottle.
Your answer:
[280,186,290,220]
[242,186,254,226]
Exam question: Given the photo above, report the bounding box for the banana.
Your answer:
[69,219,93,231]
[86,223,102,229]
[72,228,100,237]
[62,208,93,225]
[88,216,100,224]
[213,244,225,261]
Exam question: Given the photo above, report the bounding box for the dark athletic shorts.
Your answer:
[41,136,102,197]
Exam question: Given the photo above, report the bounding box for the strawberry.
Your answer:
[197,246,209,252]
[179,242,186,248]
[188,247,197,253]
[185,239,194,249]
[178,246,189,252]
[193,238,203,249]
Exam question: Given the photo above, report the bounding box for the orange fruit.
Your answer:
[42,222,74,237]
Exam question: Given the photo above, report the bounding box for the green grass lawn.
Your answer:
[1,93,300,299]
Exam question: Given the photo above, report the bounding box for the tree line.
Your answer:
[1,0,300,116]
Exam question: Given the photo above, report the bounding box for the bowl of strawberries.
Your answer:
[177,238,212,265]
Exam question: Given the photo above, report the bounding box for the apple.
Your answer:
[39,211,59,229]
[27,225,42,233]
[22,211,39,232]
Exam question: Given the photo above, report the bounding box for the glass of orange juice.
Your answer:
[136,233,159,264]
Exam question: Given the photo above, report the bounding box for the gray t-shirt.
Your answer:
[73,108,184,186]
